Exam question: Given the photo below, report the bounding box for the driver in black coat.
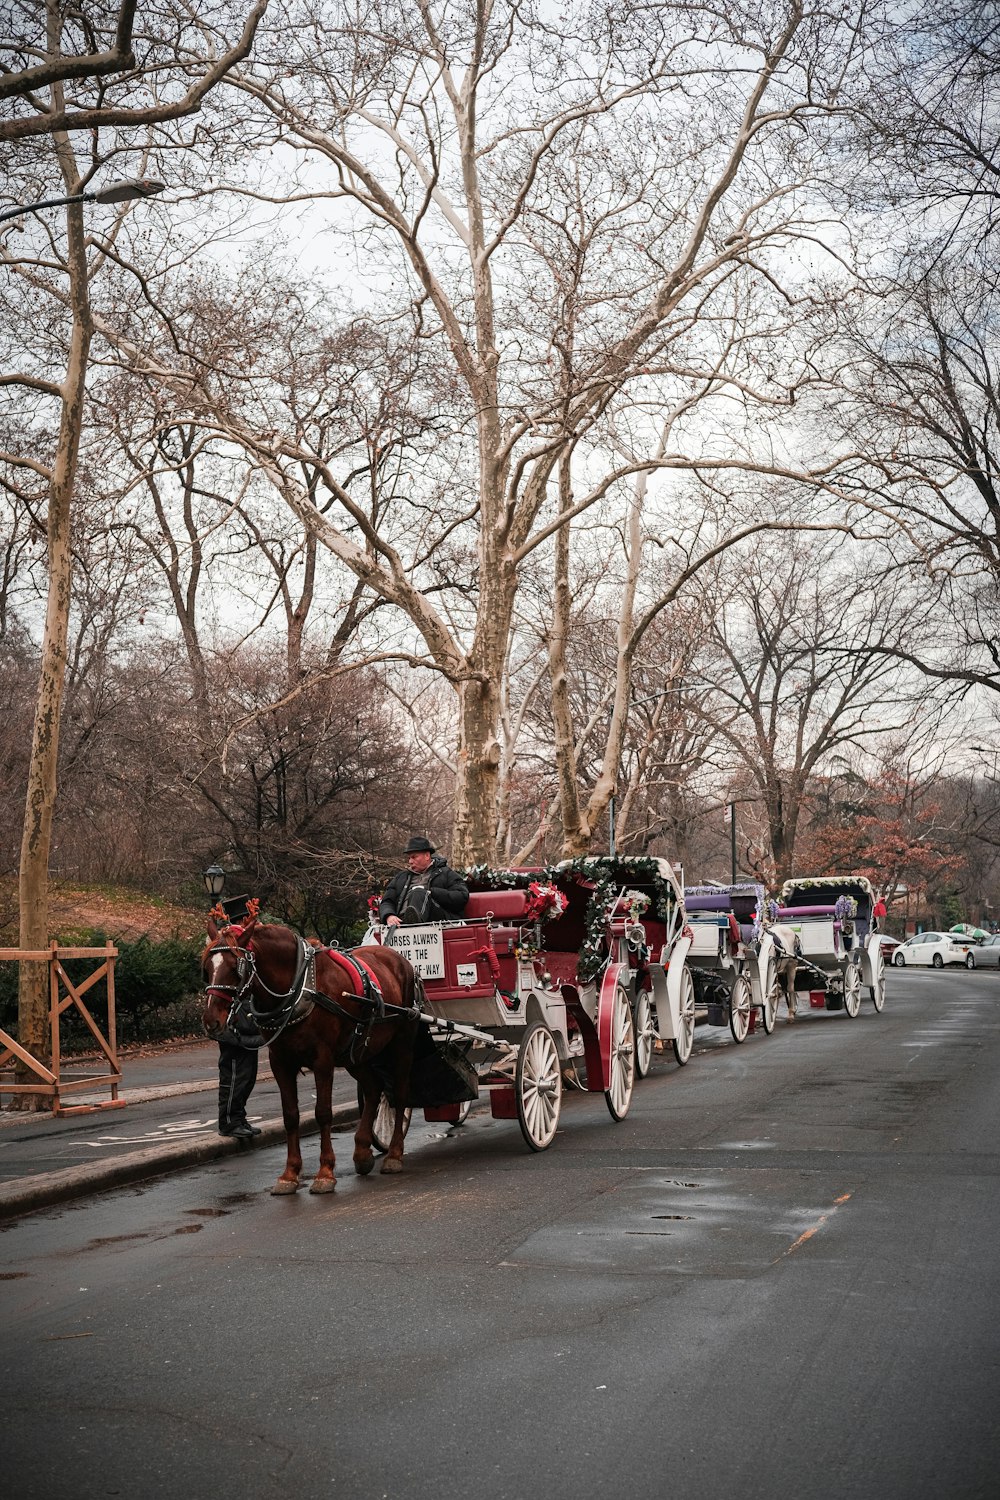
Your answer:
[378,836,469,926]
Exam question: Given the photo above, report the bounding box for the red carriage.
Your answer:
[368,855,696,1151]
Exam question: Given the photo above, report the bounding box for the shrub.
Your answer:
[0,930,205,1053]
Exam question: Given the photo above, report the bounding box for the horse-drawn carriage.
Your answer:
[369,855,696,1150]
[773,875,886,1018]
[546,856,695,1080]
[683,883,779,1039]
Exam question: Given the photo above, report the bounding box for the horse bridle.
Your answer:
[204,931,315,1048]
[205,927,416,1065]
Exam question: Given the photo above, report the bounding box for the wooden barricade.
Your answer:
[0,942,125,1114]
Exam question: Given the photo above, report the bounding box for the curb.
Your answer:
[0,1103,358,1221]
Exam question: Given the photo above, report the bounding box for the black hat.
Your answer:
[404,835,436,854]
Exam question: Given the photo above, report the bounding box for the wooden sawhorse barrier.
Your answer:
[0,942,125,1114]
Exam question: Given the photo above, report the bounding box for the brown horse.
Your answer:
[202,911,420,1196]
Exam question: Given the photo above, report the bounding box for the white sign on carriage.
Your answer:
[383,925,445,979]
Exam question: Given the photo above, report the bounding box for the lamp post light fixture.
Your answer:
[0,177,166,227]
[971,745,1000,780]
[202,864,227,901]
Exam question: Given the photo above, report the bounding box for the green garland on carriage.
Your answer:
[551,855,681,983]
[463,865,539,891]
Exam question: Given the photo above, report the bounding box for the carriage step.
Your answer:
[489,1087,518,1120]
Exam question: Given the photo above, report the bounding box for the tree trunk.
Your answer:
[452,672,503,865]
[16,182,92,1105]
[549,458,585,854]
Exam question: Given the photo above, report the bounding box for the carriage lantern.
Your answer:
[202,864,227,899]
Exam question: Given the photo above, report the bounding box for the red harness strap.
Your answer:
[324,948,382,997]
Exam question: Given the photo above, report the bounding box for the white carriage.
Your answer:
[682,883,779,1039]
[775,875,887,1018]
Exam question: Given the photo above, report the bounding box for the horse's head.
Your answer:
[201,907,259,1038]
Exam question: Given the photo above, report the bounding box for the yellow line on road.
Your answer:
[773,1191,853,1263]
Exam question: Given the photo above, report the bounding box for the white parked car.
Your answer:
[967,934,1000,970]
[892,931,976,969]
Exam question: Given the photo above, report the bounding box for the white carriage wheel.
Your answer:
[455,1098,473,1124]
[870,951,886,1013]
[672,965,696,1065]
[515,1021,562,1151]
[843,961,862,1018]
[361,1086,413,1155]
[605,985,636,1121]
[729,974,752,1044]
[634,990,655,1078]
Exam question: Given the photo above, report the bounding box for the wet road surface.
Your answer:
[2,969,998,1500]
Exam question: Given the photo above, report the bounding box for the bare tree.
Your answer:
[1,0,270,1101]
[680,532,937,883]
[0,1,268,143]
[816,2,1000,698]
[156,0,868,863]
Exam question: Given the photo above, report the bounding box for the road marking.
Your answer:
[81,1119,217,1147]
[773,1192,853,1263]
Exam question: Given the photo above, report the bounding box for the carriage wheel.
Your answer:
[360,1086,413,1155]
[869,951,886,1013]
[605,985,636,1121]
[515,1021,562,1151]
[843,962,862,1018]
[729,975,752,1044]
[634,990,655,1078]
[456,1098,473,1124]
[672,966,696,1065]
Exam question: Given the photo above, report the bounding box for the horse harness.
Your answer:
[206,933,415,1064]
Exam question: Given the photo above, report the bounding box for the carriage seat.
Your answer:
[777,902,869,939]
[684,894,731,912]
[463,889,532,921]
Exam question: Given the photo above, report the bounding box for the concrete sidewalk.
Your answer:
[0,1038,358,1220]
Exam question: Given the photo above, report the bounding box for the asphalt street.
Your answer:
[1,967,998,1500]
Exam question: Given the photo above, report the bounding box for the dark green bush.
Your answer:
[0,929,205,1053]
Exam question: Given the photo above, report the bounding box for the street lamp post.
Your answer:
[202,865,227,902]
[971,746,1000,780]
[0,177,165,227]
[722,796,761,884]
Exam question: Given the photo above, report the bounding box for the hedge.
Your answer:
[0,930,206,1053]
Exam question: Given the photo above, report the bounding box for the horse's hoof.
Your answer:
[380,1156,403,1175]
[271,1177,301,1195]
[308,1175,336,1194]
[786,1015,795,1024]
[354,1154,375,1177]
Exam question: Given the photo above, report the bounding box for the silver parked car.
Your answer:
[967,934,1000,970]
[892,931,976,969]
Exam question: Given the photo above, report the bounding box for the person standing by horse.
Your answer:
[217,991,265,1138]
[379,836,469,926]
